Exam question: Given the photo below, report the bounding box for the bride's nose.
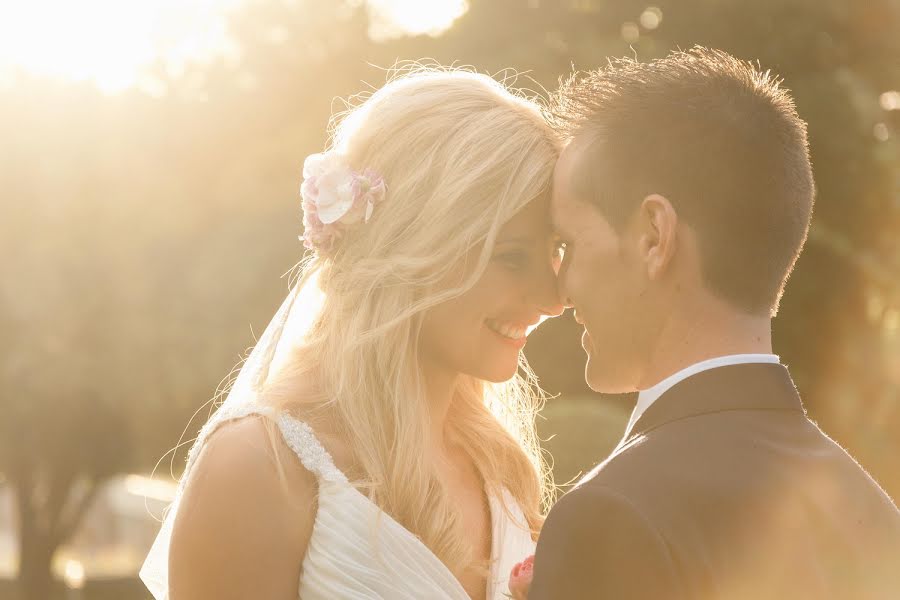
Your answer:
[530,254,566,317]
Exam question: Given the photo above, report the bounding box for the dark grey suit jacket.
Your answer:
[529,364,900,599]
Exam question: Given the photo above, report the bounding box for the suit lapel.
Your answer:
[622,363,806,447]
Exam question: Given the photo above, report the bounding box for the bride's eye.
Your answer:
[495,250,530,271]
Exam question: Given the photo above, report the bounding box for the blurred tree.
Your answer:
[0,4,378,596]
[0,159,133,599]
[0,1,898,597]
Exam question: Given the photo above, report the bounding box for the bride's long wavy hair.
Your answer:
[260,66,558,573]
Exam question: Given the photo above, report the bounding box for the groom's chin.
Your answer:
[585,375,614,394]
[584,359,608,393]
[584,358,630,394]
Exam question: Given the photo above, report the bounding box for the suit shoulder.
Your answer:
[532,482,683,599]
[544,480,662,539]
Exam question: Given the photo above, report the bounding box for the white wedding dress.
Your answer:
[140,403,536,600]
[141,276,536,599]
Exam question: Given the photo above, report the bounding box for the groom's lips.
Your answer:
[582,329,591,350]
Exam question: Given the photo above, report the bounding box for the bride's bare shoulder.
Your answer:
[169,414,316,599]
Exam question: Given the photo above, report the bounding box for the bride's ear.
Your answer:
[637,193,678,281]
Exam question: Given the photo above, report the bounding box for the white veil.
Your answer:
[139,267,323,599]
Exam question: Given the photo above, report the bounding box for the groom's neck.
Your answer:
[638,298,773,391]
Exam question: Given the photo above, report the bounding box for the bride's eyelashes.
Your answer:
[493,240,567,273]
[494,249,532,271]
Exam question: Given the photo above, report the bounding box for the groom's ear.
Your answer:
[636,193,678,281]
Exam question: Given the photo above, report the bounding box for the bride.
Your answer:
[141,66,565,599]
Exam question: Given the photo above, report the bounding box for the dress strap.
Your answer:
[275,413,348,483]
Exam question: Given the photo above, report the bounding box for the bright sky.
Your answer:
[0,0,469,94]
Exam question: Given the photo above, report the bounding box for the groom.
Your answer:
[529,48,900,598]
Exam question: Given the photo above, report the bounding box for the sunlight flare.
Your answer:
[0,0,470,93]
[0,0,243,93]
[360,0,469,41]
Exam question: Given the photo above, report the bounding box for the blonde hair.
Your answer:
[262,66,558,574]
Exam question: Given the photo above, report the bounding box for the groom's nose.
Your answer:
[554,251,575,309]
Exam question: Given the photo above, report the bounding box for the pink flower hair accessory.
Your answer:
[299,151,386,255]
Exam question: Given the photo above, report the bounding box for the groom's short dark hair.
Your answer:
[550,47,815,316]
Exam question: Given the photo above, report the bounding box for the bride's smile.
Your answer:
[420,195,564,384]
[484,319,529,343]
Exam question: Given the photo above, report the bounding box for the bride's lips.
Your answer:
[581,328,591,351]
[485,318,530,350]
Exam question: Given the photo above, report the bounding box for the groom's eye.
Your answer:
[553,240,568,260]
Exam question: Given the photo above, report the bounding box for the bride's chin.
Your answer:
[476,357,520,383]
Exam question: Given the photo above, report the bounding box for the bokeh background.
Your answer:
[1,0,898,598]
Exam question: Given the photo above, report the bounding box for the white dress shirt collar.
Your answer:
[624,353,781,437]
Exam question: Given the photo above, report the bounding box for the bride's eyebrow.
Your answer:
[497,223,556,244]
[496,235,535,244]
[495,232,556,246]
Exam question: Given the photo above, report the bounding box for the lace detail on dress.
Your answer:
[276,414,348,483]
[179,402,346,489]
